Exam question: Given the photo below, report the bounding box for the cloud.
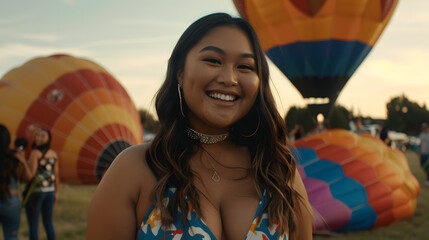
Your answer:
[388,1,429,33]
[362,49,429,86]
[0,29,62,42]
[0,15,32,25]
[0,19,18,24]
[0,43,90,72]
[337,48,429,118]
[121,75,163,111]
[117,18,187,28]
[77,36,177,49]
[60,0,77,6]
[395,1,429,24]
[104,54,169,72]
[18,33,61,42]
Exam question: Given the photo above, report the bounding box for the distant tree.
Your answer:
[285,106,315,135]
[386,94,429,136]
[286,104,352,134]
[139,109,159,133]
[329,105,351,130]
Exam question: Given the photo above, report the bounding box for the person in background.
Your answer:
[418,123,429,187]
[290,124,304,142]
[87,13,313,240]
[354,117,369,134]
[0,124,32,240]
[24,129,59,240]
[379,125,390,146]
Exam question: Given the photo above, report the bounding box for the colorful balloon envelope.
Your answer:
[293,129,420,231]
[0,54,143,184]
[233,0,399,115]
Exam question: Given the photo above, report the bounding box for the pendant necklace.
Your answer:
[186,127,228,183]
[201,146,222,183]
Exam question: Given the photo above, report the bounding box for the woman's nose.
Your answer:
[217,66,238,86]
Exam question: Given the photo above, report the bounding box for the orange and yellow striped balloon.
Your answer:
[0,54,143,184]
[233,0,399,116]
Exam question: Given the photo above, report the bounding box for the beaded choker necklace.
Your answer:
[186,128,229,144]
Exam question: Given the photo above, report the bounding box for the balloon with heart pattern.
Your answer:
[233,0,399,117]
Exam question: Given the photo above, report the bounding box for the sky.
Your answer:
[1,0,428,119]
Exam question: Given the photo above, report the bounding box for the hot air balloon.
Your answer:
[233,0,399,117]
[0,54,143,184]
[293,129,420,231]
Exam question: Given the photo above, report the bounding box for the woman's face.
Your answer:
[178,26,260,134]
[35,130,49,146]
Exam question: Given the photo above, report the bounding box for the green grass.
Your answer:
[1,151,426,239]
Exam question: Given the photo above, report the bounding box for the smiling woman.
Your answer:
[179,26,259,132]
[86,13,313,240]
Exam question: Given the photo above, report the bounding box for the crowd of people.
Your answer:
[0,125,59,240]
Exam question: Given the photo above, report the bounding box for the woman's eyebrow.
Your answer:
[199,45,255,59]
[199,45,225,54]
[240,53,255,59]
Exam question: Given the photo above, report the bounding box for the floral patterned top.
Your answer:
[137,186,287,240]
[34,157,56,192]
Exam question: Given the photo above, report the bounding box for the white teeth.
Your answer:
[209,92,236,101]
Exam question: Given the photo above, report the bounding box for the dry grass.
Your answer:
[13,184,97,240]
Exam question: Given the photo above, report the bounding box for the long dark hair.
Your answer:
[0,124,18,202]
[32,129,52,158]
[146,13,305,238]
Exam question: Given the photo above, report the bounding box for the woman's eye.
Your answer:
[203,58,221,64]
[238,64,254,71]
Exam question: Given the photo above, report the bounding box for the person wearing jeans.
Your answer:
[0,191,21,240]
[0,124,32,240]
[24,129,59,240]
[25,191,56,239]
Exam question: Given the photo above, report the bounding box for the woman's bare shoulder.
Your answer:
[106,143,156,184]
[45,149,57,159]
[112,143,152,168]
[87,143,157,239]
[29,149,42,158]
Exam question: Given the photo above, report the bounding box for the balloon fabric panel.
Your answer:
[0,54,143,184]
[233,0,399,115]
[78,123,135,183]
[235,0,399,48]
[294,129,419,231]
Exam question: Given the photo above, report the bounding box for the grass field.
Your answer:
[2,151,426,239]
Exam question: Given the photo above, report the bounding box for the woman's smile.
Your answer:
[207,91,238,102]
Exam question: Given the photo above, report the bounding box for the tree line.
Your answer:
[139,94,429,137]
[285,94,429,137]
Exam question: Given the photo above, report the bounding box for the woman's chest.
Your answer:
[137,183,288,240]
[209,193,262,239]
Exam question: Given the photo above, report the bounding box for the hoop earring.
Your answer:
[178,84,185,117]
[238,112,260,138]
